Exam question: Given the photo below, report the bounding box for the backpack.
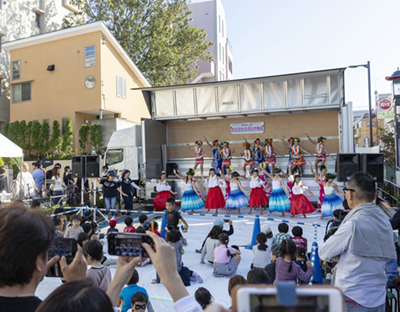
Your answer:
[179,266,191,287]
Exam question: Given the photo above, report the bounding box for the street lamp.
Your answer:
[348,61,373,147]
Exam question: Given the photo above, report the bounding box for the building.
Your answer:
[0,0,80,130]
[353,111,384,147]
[189,0,233,83]
[3,21,151,151]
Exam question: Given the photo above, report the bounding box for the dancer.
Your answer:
[219,142,234,175]
[200,168,225,214]
[152,171,177,212]
[222,166,233,202]
[310,162,327,212]
[187,140,208,176]
[257,162,271,207]
[264,139,283,173]
[285,137,312,176]
[315,173,344,219]
[290,174,315,218]
[279,163,298,203]
[281,137,297,174]
[249,169,269,215]
[264,168,290,217]
[241,142,254,178]
[204,137,222,172]
[223,171,250,215]
[305,134,335,174]
[245,138,264,169]
[173,169,205,213]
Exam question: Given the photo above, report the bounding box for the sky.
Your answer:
[192,0,400,110]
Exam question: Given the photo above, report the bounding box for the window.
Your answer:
[105,149,124,165]
[222,20,224,37]
[12,61,20,80]
[222,47,224,64]
[219,15,221,33]
[12,82,31,103]
[116,76,121,97]
[35,13,41,29]
[122,78,126,99]
[43,119,49,124]
[62,117,67,135]
[32,120,38,123]
[84,45,96,67]
[219,43,221,61]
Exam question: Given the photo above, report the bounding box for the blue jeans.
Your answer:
[52,190,63,206]
[345,296,385,312]
[105,196,117,216]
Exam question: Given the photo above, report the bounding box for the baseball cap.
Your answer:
[109,218,117,228]
[143,221,151,230]
[261,224,272,235]
[108,172,115,177]
[213,219,224,227]
[271,243,280,257]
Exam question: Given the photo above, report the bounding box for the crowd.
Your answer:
[0,171,398,312]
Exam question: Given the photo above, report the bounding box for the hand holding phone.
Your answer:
[46,238,78,278]
[108,233,154,258]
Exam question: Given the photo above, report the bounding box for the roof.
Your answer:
[3,21,151,88]
[0,134,23,158]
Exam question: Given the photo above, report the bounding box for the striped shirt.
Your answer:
[64,226,84,240]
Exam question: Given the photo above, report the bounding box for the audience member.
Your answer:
[273,223,291,244]
[200,226,222,264]
[195,287,213,310]
[53,208,67,237]
[247,268,268,284]
[17,162,39,198]
[228,275,247,297]
[264,243,280,284]
[291,226,307,250]
[124,216,136,233]
[108,218,119,235]
[139,214,148,225]
[166,198,188,245]
[144,220,161,237]
[128,292,148,312]
[252,232,271,268]
[82,223,93,236]
[46,163,61,180]
[0,166,7,192]
[83,240,112,292]
[64,215,84,240]
[77,232,90,247]
[295,246,308,285]
[331,209,342,227]
[31,162,44,196]
[31,199,41,208]
[261,224,273,240]
[196,219,234,254]
[213,233,241,278]
[320,172,396,311]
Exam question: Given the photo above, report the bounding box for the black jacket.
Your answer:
[264,261,276,284]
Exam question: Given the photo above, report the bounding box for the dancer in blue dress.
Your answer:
[173,168,205,213]
[222,171,249,215]
[263,168,290,217]
[315,173,344,219]
[204,136,222,172]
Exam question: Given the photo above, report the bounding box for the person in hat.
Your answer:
[261,224,273,240]
[173,168,204,213]
[249,168,269,215]
[240,142,254,178]
[244,138,264,170]
[223,171,250,215]
[152,171,177,212]
[204,137,222,173]
[263,167,290,217]
[219,141,234,175]
[289,174,315,218]
[305,134,336,174]
[187,140,209,177]
[315,173,344,219]
[264,243,281,284]
[107,218,118,235]
[100,172,128,217]
[264,139,283,173]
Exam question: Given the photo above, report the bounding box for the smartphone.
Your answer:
[233,285,344,312]
[108,233,153,258]
[223,219,230,223]
[46,238,78,278]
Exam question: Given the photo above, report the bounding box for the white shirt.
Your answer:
[252,245,271,268]
[17,171,35,196]
[319,221,387,308]
[292,183,308,195]
[156,181,171,192]
[174,296,202,312]
[51,176,63,191]
[207,176,219,188]
[201,237,220,262]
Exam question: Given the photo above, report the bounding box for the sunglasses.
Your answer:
[134,304,146,310]
[343,187,355,194]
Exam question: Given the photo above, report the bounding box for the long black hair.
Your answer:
[256,232,268,251]
[280,239,297,273]
[219,233,231,257]
[209,225,223,239]
[195,287,213,310]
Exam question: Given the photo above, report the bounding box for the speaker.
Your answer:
[360,153,384,183]
[337,153,360,182]
[85,155,101,178]
[72,156,85,178]
[166,163,177,177]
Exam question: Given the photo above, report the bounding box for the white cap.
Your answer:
[261,224,272,235]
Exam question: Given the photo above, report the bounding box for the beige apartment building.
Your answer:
[3,21,151,151]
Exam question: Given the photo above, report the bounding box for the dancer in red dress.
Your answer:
[219,142,234,175]
[286,137,312,176]
[187,140,209,176]
[264,139,283,173]
[290,174,315,218]
[305,134,335,174]
[152,171,177,211]
[201,168,226,214]
[249,169,269,215]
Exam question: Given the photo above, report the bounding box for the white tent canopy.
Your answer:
[0,133,23,158]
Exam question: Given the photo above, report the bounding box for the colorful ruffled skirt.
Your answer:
[205,186,226,209]
[290,194,316,215]
[321,193,343,217]
[181,189,205,211]
[153,191,175,211]
[249,187,269,207]
[225,188,249,209]
[269,188,291,212]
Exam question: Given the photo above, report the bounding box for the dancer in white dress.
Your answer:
[223,171,250,215]
[315,173,344,219]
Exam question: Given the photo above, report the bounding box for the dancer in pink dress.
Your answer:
[310,161,327,212]
[257,163,271,211]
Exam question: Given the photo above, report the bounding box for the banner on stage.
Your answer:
[377,97,394,119]
[230,122,264,134]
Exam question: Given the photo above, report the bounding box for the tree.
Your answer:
[31,121,42,156]
[50,120,62,154]
[378,120,396,172]
[25,121,33,156]
[18,120,27,154]
[63,0,213,86]
[2,123,9,138]
[78,124,91,153]
[8,121,20,143]
[62,118,73,154]
[40,121,50,155]
[90,124,103,152]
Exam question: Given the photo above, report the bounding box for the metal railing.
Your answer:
[378,179,400,206]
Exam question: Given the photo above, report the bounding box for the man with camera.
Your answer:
[319,172,396,312]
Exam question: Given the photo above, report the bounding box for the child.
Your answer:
[187,140,208,177]
[64,215,84,240]
[291,226,308,250]
[127,292,148,312]
[332,209,342,227]
[107,218,118,235]
[264,168,290,217]
[241,142,254,178]
[202,168,226,214]
[273,223,291,245]
[77,232,89,247]
[124,216,136,233]
[261,224,273,240]
[247,268,269,284]
[252,232,271,269]
[264,243,280,284]
[264,138,283,173]
[152,171,177,212]
[295,246,308,285]
[315,173,344,219]
[274,239,314,284]
[223,171,250,215]
[152,221,162,237]
[212,233,241,278]
[290,174,315,218]
[139,214,148,225]
[173,168,205,213]
[83,240,112,292]
[119,270,154,312]
[82,223,93,236]
[249,169,269,215]
[219,141,233,175]
[200,226,222,264]
[195,287,213,310]
[165,198,188,245]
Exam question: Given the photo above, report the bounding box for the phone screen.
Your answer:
[46,238,77,278]
[108,233,153,258]
[250,294,330,312]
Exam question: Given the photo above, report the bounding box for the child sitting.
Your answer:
[247,268,269,284]
[331,209,342,227]
[200,226,222,264]
[264,243,280,284]
[124,216,136,233]
[274,239,314,284]
[64,215,84,240]
[261,224,273,240]
[107,218,118,235]
[195,287,213,310]
[77,232,89,247]
[119,269,154,312]
[273,223,291,244]
[127,292,148,312]
[143,221,162,237]
[291,226,307,250]
[83,240,112,291]
[213,233,241,278]
[251,232,271,268]
[294,246,308,285]
[166,198,188,245]
[139,214,148,225]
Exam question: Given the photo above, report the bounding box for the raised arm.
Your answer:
[219,169,231,181]
[324,146,336,161]
[186,143,194,151]
[263,168,274,180]
[300,146,313,155]
[305,133,317,145]
[237,180,250,194]
[271,144,283,157]
[203,136,213,149]
[333,183,344,194]
[281,136,290,148]
[277,163,288,180]
[173,169,185,181]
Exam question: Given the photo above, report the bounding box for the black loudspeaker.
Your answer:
[337,153,360,182]
[72,156,85,178]
[166,163,177,177]
[86,155,101,178]
[360,153,384,183]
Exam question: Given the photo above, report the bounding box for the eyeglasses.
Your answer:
[134,304,146,310]
[343,187,356,194]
